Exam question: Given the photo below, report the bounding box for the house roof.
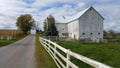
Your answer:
[55,6,104,23]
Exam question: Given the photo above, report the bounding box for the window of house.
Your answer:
[82,33,85,35]
[98,33,100,35]
[90,33,93,35]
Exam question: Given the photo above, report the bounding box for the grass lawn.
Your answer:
[35,34,57,68]
[55,40,120,68]
[0,35,26,47]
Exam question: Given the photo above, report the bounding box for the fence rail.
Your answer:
[42,36,59,40]
[39,37,112,68]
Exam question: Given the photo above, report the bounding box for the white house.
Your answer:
[44,6,104,40]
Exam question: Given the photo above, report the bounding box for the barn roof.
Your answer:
[55,6,104,23]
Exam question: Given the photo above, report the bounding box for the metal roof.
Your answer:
[54,6,104,23]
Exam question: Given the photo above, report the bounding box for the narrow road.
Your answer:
[0,35,36,68]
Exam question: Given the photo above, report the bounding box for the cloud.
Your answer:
[32,0,76,8]
[0,0,120,32]
[104,20,120,31]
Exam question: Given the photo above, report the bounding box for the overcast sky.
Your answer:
[0,0,120,31]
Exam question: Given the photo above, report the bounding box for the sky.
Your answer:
[0,0,120,32]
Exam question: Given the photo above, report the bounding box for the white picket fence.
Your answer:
[39,37,112,68]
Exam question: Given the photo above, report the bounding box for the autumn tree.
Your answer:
[16,14,35,34]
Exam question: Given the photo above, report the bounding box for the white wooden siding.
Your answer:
[55,23,68,37]
[79,8,103,39]
[68,20,79,39]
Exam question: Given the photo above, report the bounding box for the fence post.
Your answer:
[54,43,57,59]
[44,39,47,49]
[48,40,50,47]
[66,49,70,68]
[39,37,41,43]
[56,36,57,41]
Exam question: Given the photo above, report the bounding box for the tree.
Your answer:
[103,31,108,39]
[107,30,116,39]
[16,14,35,34]
[44,15,58,36]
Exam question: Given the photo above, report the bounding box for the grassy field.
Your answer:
[0,35,26,47]
[35,34,57,68]
[55,40,120,68]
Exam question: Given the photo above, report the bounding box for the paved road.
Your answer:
[0,35,36,68]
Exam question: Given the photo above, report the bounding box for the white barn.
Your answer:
[44,7,104,40]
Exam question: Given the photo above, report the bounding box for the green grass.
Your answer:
[0,35,26,47]
[55,40,120,68]
[35,34,57,68]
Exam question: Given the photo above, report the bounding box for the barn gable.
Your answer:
[78,7,104,39]
[55,6,104,23]
[79,6,104,20]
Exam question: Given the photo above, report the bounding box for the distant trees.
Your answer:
[103,31,107,39]
[104,30,116,39]
[44,15,58,36]
[16,14,35,34]
[107,30,116,39]
[116,33,120,40]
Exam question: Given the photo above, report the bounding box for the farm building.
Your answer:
[44,6,104,40]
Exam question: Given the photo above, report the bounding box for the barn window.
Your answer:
[62,33,65,35]
[62,33,68,36]
[98,33,100,35]
[82,33,85,35]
